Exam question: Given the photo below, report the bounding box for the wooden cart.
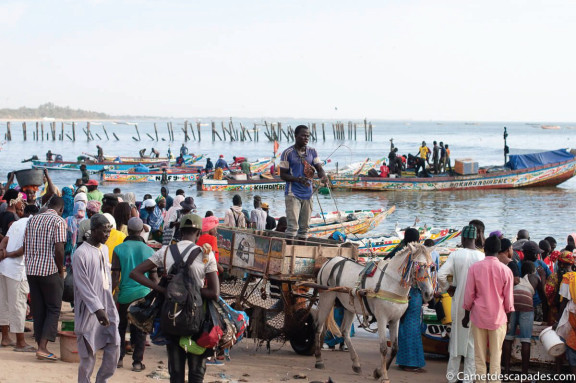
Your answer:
[216,227,358,355]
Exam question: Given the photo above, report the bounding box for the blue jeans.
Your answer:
[505,310,534,343]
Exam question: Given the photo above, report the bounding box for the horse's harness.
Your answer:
[324,258,409,321]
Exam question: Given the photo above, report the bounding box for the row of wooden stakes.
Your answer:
[2,119,374,142]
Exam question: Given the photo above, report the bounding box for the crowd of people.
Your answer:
[394,219,576,382]
[0,166,299,382]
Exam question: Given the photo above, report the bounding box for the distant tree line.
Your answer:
[0,102,110,119]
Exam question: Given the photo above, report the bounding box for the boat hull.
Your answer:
[329,158,576,191]
[102,171,201,183]
[307,206,395,238]
[32,160,169,171]
[200,178,285,191]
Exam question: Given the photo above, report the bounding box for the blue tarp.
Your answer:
[507,149,575,170]
[134,164,150,173]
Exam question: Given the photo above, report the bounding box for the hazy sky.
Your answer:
[2,0,575,121]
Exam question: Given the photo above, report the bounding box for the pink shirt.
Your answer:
[463,256,514,330]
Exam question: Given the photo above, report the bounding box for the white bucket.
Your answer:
[540,326,566,357]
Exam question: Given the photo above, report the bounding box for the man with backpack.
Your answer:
[130,214,219,383]
[223,195,247,229]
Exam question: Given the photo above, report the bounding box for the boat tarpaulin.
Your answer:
[507,149,575,170]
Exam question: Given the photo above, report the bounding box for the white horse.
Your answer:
[313,243,435,383]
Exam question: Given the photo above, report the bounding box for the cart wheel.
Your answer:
[288,309,316,356]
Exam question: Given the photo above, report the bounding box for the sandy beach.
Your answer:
[1,309,449,383]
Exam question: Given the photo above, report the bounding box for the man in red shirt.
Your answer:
[462,236,514,383]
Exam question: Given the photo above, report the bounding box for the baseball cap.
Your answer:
[180,197,196,211]
[127,217,144,233]
[180,214,202,229]
[86,179,98,186]
[219,154,224,158]
[522,240,543,254]
[143,199,156,208]
[261,202,269,209]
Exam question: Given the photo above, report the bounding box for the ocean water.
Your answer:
[1,119,575,245]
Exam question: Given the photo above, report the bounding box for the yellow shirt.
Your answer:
[419,146,429,159]
[105,229,126,262]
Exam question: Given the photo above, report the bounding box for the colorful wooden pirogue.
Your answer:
[330,149,576,191]
[102,158,273,183]
[30,154,204,172]
[306,206,395,238]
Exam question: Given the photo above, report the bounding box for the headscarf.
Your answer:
[156,195,166,205]
[164,195,185,227]
[146,206,163,231]
[86,200,102,214]
[77,186,88,194]
[123,192,136,208]
[65,201,86,262]
[61,187,74,219]
[66,201,86,237]
[74,192,88,204]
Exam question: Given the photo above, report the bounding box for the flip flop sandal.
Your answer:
[36,352,58,361]
[1,342,17,347]
[132,362,146,372]
[13,345,36,352]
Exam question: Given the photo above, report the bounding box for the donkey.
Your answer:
[314,243,435,383]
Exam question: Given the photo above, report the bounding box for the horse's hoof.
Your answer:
[352,365,362,374]
[315,362,325,369]
[373,368,382,379]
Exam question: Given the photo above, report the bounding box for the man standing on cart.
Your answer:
[279,125,328,238]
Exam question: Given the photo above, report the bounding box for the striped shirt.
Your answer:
[24,209,67,276]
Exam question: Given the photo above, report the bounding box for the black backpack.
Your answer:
[160,243,205,336]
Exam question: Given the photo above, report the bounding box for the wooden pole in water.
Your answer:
[113,133,119,140]
[354,123,357,141]
[322,122,325,141]
[41,122,44,141]
[135,124,141,141]
[364,118,367,141]
[72,122,76,141]
[189,122,196,141]
[211,121,215,141]
[196,122,201,141]
[86,122,90,141]
[6,122,11,141]
[36,122,39,141]
[103,126,109,140]
[22,122,26,141]
[60,122,64,140]
[184,121,189,141]
[154,123,159,141]
[170,122,174,141]
[221,122,227,141]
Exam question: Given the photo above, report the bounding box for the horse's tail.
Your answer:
[325,307,342,338]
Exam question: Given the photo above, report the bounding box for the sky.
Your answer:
[1,0,576,121]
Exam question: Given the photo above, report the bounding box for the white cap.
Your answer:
[74,192,88,204]
[103,213,117,230]
[143,199,156,208]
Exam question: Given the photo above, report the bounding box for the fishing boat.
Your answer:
[31,159,170,172]
[307,206,395,238]
[102,170,202,183]
[330,149,576,191]
[309,208,386,226]
[199,177,285,191]
[351,227,461,262]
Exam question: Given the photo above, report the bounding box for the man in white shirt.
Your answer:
[438,225,485,383]
[0,204,38,352]
[250,196,267,231]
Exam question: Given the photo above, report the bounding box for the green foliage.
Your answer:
[0,103,110,119]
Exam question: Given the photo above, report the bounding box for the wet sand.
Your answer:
[0,321,449,383]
